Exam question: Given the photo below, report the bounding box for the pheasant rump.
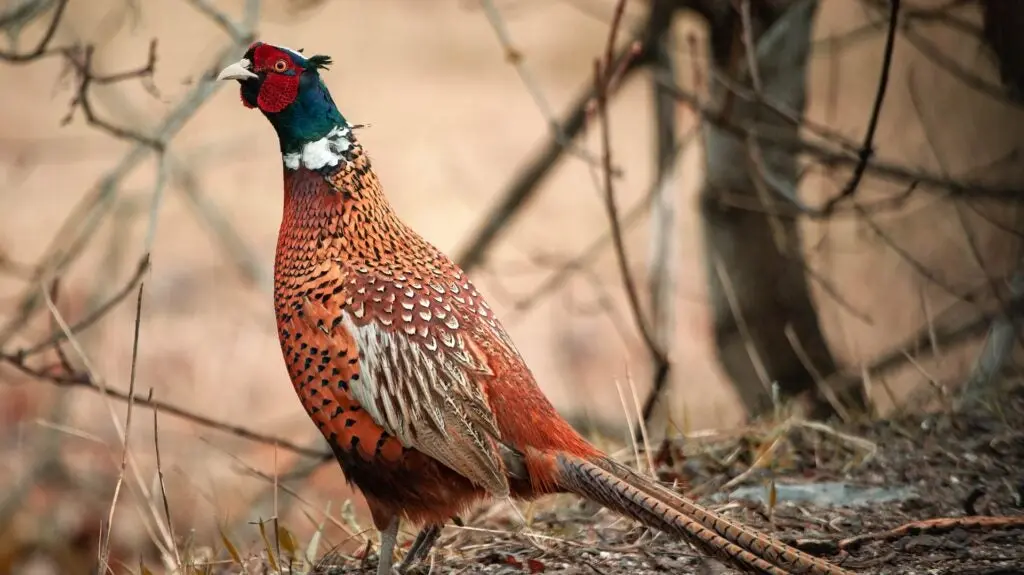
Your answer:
[216,42,857,575]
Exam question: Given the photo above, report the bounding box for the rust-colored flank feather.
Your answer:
[220,42,858,575]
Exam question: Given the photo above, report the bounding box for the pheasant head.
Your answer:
[217,42,355,171]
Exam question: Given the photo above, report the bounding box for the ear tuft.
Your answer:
[307,54,332,71]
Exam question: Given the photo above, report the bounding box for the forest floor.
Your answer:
[283,378,1024,575]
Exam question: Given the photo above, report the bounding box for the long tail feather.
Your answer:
[553,454,857,575]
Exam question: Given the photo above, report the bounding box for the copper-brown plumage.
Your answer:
[220,42,857,575]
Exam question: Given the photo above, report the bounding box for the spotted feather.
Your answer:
[274,147,519,497]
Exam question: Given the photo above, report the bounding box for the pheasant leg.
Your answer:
[399,523,442,571]
[377,516,400,575]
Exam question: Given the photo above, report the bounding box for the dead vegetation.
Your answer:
[148,377,1024,574]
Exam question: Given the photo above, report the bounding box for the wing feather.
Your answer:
[333,273,511,496]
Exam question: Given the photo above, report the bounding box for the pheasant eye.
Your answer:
[273,59,288,72]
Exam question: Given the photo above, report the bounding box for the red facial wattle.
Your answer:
[257,72,300,113]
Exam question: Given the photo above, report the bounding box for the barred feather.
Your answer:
[340,288,509,496]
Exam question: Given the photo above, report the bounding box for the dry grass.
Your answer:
[65,376,1020,575]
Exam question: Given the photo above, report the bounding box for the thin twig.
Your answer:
[625,0,681,443]
[625,368,655,476]
[739,0,817,219]
[455,28,649,272]
[476,0,615,172]
[38,274,177,563]
[612,376,642,474]
[151,389,181,568]
[0,0,259,348]
[829,292,1024,397]
[0,0,68,62]
[511,125,700,317]
[199,436,363,543]
[0,354,330,459]
[712,255,773,393]
[183,0,247,43]
[170,155,272,292]
[100,283,145,572]
[594,0,668,378]
[59,41,164,150]
[142,153,170,256]
[654,69,1024,208]
[817,0,901,214]
[17,257,150,358]
[784,324,851,423]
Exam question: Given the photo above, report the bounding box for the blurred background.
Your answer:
[0,0,1022,573]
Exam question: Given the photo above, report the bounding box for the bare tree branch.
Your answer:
[0,0,163,149]
[0,0,260,349]
[511,124,701,318]
[1,351,328,459]
[476,0,613,170]
[634,0,680,441]
[816,0,900,215]
[0,0,336,491]
[655,74,1024,206]
[0,0,68,62]
[455,27,648,272]
[594,0,669,380]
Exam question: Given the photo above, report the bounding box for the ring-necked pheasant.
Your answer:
[217,42,857,575]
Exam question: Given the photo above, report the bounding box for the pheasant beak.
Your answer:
[216,59,258,81]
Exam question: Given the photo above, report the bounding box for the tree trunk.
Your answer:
[798,0,1024,413]
[696,0,860,418]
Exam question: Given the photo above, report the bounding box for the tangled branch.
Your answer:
[0,0,163,149]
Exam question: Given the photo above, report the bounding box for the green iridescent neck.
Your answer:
[262,74,352,164]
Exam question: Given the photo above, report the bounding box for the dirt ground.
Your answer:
[273,379,1024,575]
